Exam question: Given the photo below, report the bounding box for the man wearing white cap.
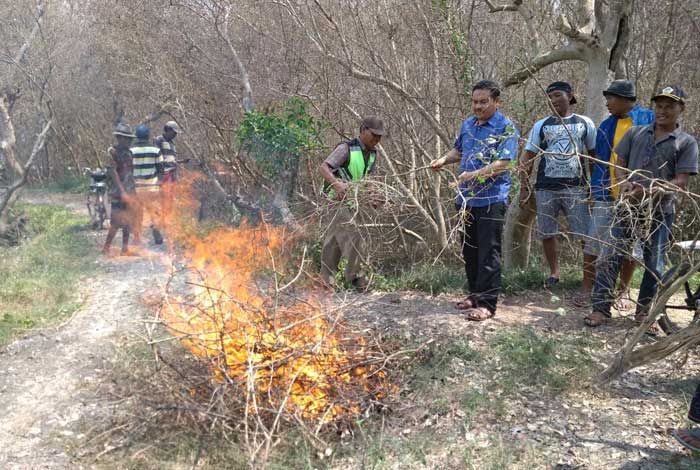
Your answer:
[154,120,182,183]
[153,121,183,241]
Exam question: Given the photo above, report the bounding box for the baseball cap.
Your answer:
[361,116,386,136]
[651,85,687,104]
[164,121,183,134]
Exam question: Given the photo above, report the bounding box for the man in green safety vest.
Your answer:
[319,116,385,291]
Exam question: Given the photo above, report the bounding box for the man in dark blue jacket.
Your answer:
[584,80,654,308]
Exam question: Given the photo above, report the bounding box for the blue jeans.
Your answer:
[591,210,675,317]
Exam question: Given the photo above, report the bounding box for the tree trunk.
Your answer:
[584,50,614,125]
[503,195,536,270]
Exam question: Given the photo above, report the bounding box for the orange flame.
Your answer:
[157,172,391,421]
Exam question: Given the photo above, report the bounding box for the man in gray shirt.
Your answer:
[586,85,699,328]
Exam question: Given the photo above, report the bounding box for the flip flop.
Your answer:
[584,311,609,327]
[544,276,560,289]
[613,290,635,311]
[464,307,495,322]
[455,298,477,310]
[634,311,660,336]
[672,428,700,452]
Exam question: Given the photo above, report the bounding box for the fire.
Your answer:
[156,173,391,422]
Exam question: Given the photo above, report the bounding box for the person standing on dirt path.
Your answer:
[519,81,597,306]
[585,80,654,309]
[585,85,698,329]
[130,124,164,245]
[430,80,519,322]
[154,121,182,183]
[319,116,385,291]
[154,120,182,237]
[102,123,137,257]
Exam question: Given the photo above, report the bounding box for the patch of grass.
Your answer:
[461,389,495,425]
[407,339,482,392]
[503,263,583,293]
[40,174,89,194]
[489,326,595,394]
[368,262,465,294]
[462,435,540,470]
[502,265,546,292]
[0,203,95,345]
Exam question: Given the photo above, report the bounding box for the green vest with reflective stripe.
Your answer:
[346,141,376,181]
[323,139,376,198]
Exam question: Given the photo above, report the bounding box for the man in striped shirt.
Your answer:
[154,121,181,183]
[154,121,182,237]
[131,124,164,245]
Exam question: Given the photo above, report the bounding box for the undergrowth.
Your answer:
[0,203,94,345]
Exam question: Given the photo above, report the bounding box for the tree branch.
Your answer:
[483,0,520,12]
[4,2,45,86]
[215,5,254,113]
[0,112,52,230]
[555,14,600,48]
[503,45,584,87]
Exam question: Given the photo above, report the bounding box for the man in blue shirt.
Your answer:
[431,80,519,321]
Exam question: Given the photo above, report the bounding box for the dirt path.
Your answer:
[0,193,170,469]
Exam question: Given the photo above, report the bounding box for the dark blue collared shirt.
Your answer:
[454,111,519,208]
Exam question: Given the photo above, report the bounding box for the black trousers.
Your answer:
[459,203,506,313]
[690,383,700,423]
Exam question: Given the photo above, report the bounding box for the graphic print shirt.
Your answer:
[525,114,597,190]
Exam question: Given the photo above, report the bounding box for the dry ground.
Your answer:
[1,192,699,469]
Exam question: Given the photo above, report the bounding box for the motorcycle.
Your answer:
[84,167,108,229]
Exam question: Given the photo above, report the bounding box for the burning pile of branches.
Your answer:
[161,224,393,422]
[151,173,396,436]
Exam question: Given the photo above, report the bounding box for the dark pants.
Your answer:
[459,203,505,313]
[690,383,700,423]
[591,209,674,317]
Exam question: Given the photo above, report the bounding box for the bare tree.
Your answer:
[493,0,636,268]
[0,1,53,237]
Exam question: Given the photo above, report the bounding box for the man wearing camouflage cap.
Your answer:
[587,85,699,329]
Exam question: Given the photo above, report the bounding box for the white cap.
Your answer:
[164,121,183,134]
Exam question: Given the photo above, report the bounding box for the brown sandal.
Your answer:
[671,428,700,452]
[584,311,609,327]
[634,311,660,335]
[464,307,495,322]
[613,290,634,311]
[455,298,477,310]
